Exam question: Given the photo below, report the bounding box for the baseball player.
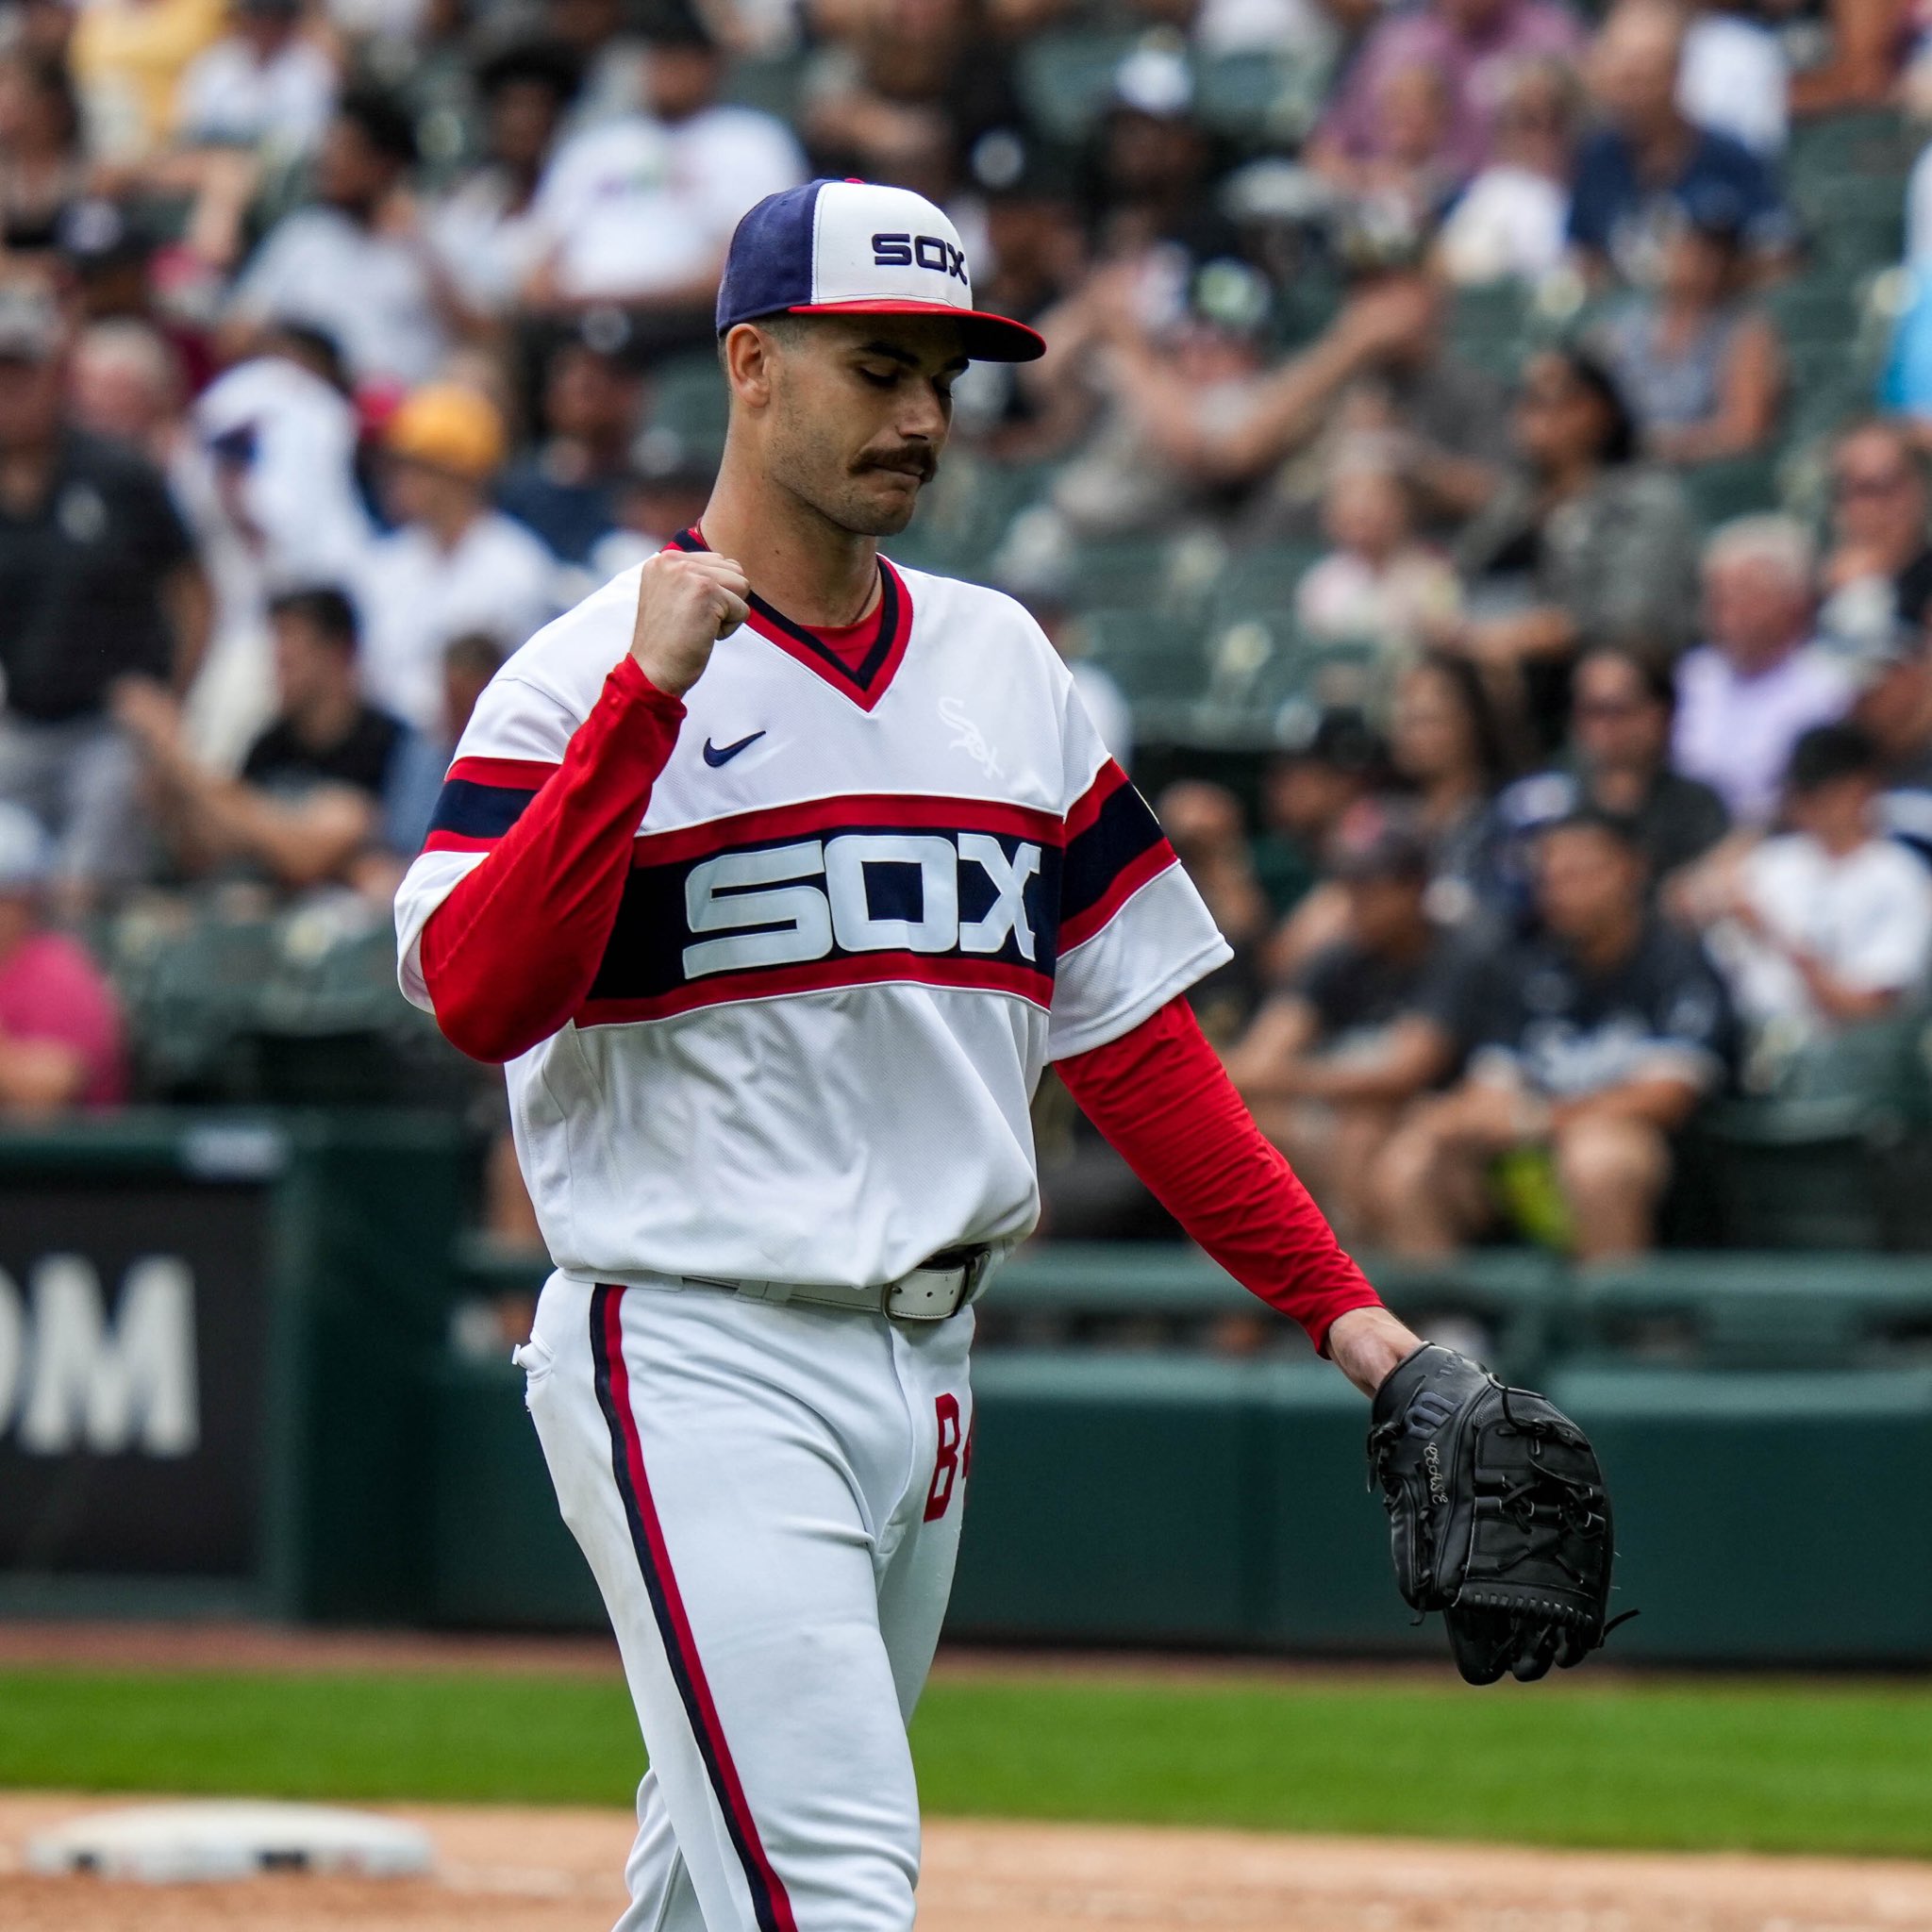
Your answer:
[396,178,1423,1931]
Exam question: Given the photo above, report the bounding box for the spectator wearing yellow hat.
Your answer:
[356,381,557,734]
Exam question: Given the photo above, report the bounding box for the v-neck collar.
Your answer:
[666,526,914,713]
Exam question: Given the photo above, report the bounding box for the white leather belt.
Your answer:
[679,1244,996,1323]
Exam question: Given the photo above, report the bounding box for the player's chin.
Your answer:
[843,474,927,536]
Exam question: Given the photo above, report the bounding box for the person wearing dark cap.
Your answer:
[1226,808,1490,1240]
[223,87,449,392]
[1371,806,1737,1257]
[524,11,804,316]
[1591,190,1784,466]
[1700,723,1932,1056]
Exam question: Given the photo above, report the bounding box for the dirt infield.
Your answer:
[3,1793,1931,1932]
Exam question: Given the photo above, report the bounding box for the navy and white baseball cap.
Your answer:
[716,178,1046,363]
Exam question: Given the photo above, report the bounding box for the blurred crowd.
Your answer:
[0,0,1923,1257]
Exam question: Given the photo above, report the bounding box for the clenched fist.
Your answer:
[629,549,750,697]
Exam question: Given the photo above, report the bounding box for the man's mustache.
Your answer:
[857,448,936,481]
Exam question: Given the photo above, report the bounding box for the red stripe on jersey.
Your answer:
[419,656,686,1063]
[1058,841,1179,953]
[630,792,1065,867]
[444,756,560,789]
[1063,758,1132,839]
[576,952,1054,1028]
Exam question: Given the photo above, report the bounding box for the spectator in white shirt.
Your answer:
[1678,1,1788,158]
[173,0,335,155]
[1706,723,1932,1054]
[175,324,375,765]
[1674,516,1855,824]
[525,13,806,318]
[426,38,579,325]
[358,382,556,733]
[1437,55,1579,288]
[223,87,450,396]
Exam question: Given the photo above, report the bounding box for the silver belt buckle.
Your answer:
[884,1245,991,1322]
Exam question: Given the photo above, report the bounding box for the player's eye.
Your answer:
[857,366,897,388]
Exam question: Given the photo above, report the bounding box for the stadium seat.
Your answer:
[646,350,731,454]
[1073,607,1209,705]
[721,54,805,123]
[1764,273,1859,345]
[1677,453,1780,525]
[1445,282,1534,382]
[1016,30,1144,144]
[1569,1252,1932,1370]
[1786,107,1921,184]
[1695,1099,1892,1249]
[1193,51,1325,145]
[1205,541,1324,626]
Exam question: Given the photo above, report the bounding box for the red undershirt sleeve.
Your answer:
[1056,995,1386,1353]
[420,656,685,1063]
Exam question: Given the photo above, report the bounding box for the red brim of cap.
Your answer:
[784,299,1046,363]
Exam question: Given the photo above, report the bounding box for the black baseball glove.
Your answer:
[1367,1342,1628,1684]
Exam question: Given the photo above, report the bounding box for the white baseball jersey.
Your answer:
[395,543,1230,1288]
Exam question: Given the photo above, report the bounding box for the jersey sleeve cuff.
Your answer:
[1307,1284,1390,1358]
[607,652,689,722]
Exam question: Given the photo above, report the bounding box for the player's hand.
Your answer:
[629,550,750,697]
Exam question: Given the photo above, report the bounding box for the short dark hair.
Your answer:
[1543,345,1638,468]
[1786,722,1882,793]
[1575,642,1676,715]
[337,86,419,169]
[443,630,506,680]
[1541,803,1645,855]
[269,585,359,653]
[474,37,582,105]
[264,320,351,393]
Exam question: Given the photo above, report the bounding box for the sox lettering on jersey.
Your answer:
[425,759,1174,1029]
[683,832,1041,978]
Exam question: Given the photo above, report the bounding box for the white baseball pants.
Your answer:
[520,1273,974,1932]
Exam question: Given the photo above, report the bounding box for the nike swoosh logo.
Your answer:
[702,731,765,768]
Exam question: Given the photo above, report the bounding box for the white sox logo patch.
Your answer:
[939,697,1006,781]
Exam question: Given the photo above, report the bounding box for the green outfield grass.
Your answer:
[1,1665,1929,1857]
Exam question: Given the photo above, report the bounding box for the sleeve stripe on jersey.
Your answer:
[1063,758,1132,839]
[424,756,558,853]
[1058,761,1178,952]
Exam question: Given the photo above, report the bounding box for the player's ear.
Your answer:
[723,323,777,411]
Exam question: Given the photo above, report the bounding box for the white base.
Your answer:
[26,1801,435,1884]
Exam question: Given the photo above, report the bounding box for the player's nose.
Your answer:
[896,385,950,441]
